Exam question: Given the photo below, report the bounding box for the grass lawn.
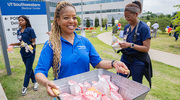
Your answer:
[116,30,180,55]
[150,33,180,55]
[0,27,180,100]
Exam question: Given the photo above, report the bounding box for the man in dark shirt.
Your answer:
[174,24,179,41]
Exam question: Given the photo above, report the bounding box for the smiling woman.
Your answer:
[34,1,128,98]
[118,1,152,88]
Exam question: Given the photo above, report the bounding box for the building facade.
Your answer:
[49,0,143,27]
[10,0,143,26]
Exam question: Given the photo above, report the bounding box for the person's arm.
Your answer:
[31,38,36,48]
[9,42,21,46]
[35,73,58,97]
[29,28,36,48]
[95,60,129,74]
[34,41,58,97]
[119,38,150,53]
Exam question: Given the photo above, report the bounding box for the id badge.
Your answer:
[17,32,22,40]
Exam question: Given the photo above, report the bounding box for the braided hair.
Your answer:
[49,1,76,79]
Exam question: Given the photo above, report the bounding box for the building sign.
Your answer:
[0,0,49,45]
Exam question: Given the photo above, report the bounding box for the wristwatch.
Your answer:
[131,43,134,48]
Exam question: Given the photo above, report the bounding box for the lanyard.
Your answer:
[133,20,140,43]
[17,31,22,40]
[127,20,140,43]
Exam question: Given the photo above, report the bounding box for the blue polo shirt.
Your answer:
[17,27,36,57]
[121,21,151,65]
[35,32,102,79]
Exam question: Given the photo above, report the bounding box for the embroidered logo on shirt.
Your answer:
[127,28,129,32]
[77,46,86,49]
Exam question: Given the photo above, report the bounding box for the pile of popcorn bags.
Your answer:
[60,75,124,100]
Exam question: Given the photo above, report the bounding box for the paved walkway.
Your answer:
[0,83,8,100]
[97,32,180,68]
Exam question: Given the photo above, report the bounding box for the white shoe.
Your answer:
[22,87,27,96]
[34,82,39,91]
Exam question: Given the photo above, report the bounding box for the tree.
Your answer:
[158,17,171,32]
[112,17,115,26]
[151,13,158,18]
[95,17,99,27]
[158,14,165,18]
[172,12,177,18]
[101,18,104,27]
[166,14,171,18]
[146,15,150,20]
[173,5,180,33]
[76,16,81,27]
[102,18,107,28]
[86,19,90,28]
[119,18,128,30]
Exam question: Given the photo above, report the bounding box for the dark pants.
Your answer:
[118,62,145,83]
[21,54,36,87]
[105,27,107,31]
[174,32,179,41]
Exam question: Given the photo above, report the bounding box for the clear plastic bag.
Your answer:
[7,46,13,53]
[111,35,121,53]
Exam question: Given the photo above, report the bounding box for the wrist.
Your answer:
[111,60,116,68]
[130,43,134,48]
[32,44,36,49]
[45,80,50,87]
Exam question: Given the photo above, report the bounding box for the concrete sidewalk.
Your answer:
[0,83,8,100]
[97,32,180,68]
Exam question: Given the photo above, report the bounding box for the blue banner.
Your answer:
[0,1,47,15]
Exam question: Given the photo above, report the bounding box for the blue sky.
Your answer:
[143,0,179,15]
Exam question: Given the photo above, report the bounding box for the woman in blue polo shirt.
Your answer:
[35,1,128,98]
[10,15,38,96]
[118,1,152,87]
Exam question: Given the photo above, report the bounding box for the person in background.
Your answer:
[118,1,152,88]
[105,22,108,31]
[174,23,180,41]
[9,15,38,96]
[35,1,128,98]
[169,23,173,36]
[151,21,159,38]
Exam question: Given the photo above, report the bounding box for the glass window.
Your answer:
[71,0,124,6]
[76,8,123,15]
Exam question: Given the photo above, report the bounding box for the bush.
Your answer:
[102,18,107,28]
[112,17,115,26]
[119,18,128,30]
[95,17,99,27]
[77,16,81,27]
[86,19,90,28]
[157,17,171,32]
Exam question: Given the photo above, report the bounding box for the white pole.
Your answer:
[81,0,86,37]
[100,4,102,31]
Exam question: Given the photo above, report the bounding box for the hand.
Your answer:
[113,61,129,75]
[46,31,51,35]
[45,81,60,97]
[119,42,131,49]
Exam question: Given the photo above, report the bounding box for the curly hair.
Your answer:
[49,1,76,79]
